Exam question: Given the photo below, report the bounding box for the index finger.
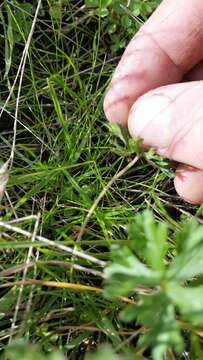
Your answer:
[104,0,203,126]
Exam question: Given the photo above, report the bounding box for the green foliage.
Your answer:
[105,211,203,359]
[85,345,121,360]
[106,122,143,156]
[0,1,201,360]
[85,0,161,52]
[0,1,33,78]
[48,0,63,23]
[3,340,64,360]
[85,345,143,360]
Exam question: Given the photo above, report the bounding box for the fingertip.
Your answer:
[174,165,203,205]
[103,91,129,126]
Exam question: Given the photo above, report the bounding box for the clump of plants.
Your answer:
[103,211,203,359]
[85,0,161,51]
[2,1,203,360]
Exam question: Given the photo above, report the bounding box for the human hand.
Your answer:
[104,0,203,204]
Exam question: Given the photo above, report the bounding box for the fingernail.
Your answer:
[128,94,172,148]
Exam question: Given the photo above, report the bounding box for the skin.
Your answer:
[104,0,203,204]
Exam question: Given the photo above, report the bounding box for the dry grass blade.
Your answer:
[0,160,9,201]
[9,0,42,168]
[0,279,136,304]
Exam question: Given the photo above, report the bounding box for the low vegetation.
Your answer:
[0,1,203,359]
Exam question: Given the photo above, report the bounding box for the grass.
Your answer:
[0,1,202,359]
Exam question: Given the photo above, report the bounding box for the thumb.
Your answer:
[128,81,203,204]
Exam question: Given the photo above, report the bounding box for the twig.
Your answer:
[0,221,106,267]
[0,260,104,278]
[76,155,139,242]
[115,327,145,352]
[41,260,104,278]
[54,325,137,336]
[0,262,34,277]
[9,215,38,224]
[39,307,75,322]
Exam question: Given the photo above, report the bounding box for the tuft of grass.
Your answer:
[0,1,202,359]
